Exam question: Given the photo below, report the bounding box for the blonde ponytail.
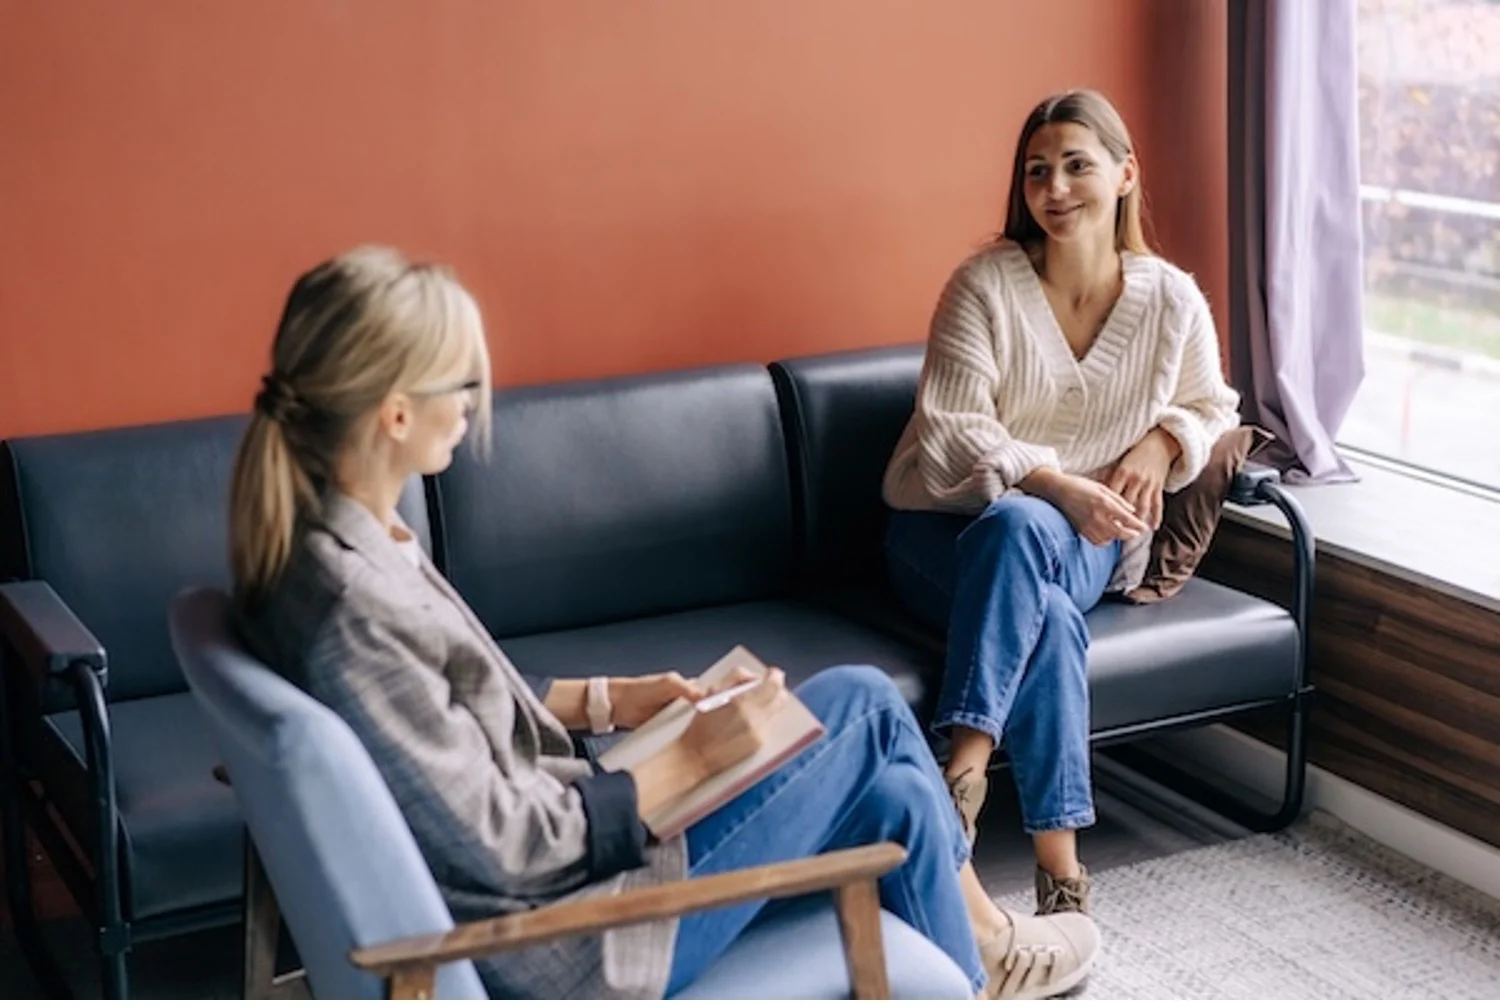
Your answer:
[228,246,491,602]
[228,411,317,600]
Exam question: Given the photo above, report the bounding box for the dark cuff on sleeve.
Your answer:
[574,770,648,880]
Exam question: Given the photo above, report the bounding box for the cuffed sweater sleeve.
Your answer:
[1156,283,1242,493]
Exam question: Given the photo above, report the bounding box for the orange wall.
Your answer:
[0,0,1226,439]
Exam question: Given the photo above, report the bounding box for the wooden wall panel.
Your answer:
[1200,520,1500,849]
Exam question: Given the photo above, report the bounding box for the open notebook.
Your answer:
[597,646,826,840]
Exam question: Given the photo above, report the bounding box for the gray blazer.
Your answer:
[234,493,686,998]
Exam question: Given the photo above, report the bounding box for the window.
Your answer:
[1344,0,1500,490]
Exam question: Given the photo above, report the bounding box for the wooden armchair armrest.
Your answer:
[351,841,907,999]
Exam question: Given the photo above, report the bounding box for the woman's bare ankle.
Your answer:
[1038,859,1082,880]
[1032,829,1080,880]
[946,726,995,777]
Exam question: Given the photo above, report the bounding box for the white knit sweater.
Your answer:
[882,241,1241,590]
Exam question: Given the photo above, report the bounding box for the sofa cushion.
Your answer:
[770,346,922,590]
[40,691,243,920]
[1,417,431,708]
[498,598,941,719]
[1085,578,1299,733]
[835,575,1298,741]
[675,895,973,999]
[435,365,796,639]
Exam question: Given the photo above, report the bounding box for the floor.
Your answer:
[969,751,1250,898]
[0,749,1247,999]
[1028,812,1500,999]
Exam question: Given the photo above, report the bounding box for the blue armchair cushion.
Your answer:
[675,895,973,999]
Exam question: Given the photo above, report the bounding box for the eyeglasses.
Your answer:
[412,378,483,413]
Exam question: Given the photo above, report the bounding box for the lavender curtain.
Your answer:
[1228,0,1365,484]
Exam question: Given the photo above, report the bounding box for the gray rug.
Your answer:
[995,812,1500,999]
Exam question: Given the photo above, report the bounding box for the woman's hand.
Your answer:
[630,667,790,821]
[1105,428,1180,531]
[1045,472,1152,546]
[678,668,789,777]
[609,672,705,729]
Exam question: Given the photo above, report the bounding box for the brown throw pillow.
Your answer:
[1124,425,1274,604]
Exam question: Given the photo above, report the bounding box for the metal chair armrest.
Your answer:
[0,580,107,688]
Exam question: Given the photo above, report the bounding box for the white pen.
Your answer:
[694,675,765,713]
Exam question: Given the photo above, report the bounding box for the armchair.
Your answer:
[167,587,974,1000]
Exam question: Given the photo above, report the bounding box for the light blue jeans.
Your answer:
[665,665,985,996]
[884,496,1120,835]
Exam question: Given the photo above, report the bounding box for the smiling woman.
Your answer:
[881,88,1243,922]
[1004,91,1150,262]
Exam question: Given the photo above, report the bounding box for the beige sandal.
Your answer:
[978,906,1099,1000]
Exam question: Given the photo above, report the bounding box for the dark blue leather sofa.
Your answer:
[0,345,1313,997]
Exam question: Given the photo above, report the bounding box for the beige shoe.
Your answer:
[979,906,1099,1000]
[1035,864,1092,915]
[945,767,988,849]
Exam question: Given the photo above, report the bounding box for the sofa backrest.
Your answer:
[169,587,485,1000]
[770,346,923,591]
[0,417,431,707]
[433,364,795,639]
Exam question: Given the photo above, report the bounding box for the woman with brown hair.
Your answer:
[884,89,1241,915]
[227,245,1098,999]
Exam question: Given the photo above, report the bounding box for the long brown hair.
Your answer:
[1002,89,1154,255]
[229,246,491,600]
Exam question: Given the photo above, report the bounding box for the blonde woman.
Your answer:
[227,246,1097,999]
[883,90,1241,914]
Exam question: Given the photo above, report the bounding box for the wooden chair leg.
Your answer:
[834,878,891,999]
[388,964,437,999]
[244,836,281,999]
[243,836,311,999]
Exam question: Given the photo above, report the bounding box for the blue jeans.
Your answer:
[884,496,1120,835]
[665,665,985,996]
